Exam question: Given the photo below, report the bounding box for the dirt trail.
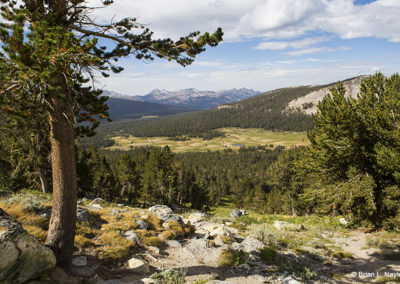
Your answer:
[332,230,400,283]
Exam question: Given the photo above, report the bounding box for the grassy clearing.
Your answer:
[107,127,309,152]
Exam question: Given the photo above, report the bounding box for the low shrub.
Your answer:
[258,246,276,263]
[217,247,246,267]
[366,237,396,249]
[150,269,186,284]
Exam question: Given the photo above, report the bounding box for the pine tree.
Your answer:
[0,0,222,265]
[117,154,140,204]
[305,73,400,228]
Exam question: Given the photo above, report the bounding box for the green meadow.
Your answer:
[108,127,309,152]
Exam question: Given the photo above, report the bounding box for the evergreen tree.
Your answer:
[0,0,222,265]
[117,154,140,204]
[305,73,400,228]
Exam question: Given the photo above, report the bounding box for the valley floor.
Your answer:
[107,128,309,152]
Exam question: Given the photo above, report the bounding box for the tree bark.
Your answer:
[44,94,77,267]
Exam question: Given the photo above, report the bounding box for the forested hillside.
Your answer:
[107,98,195,120]
[92,85,318,139]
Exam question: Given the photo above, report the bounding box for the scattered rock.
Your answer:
[141,214,149,220]
[96,280,126,284]
[0,208,56,284]
[214,235,226,246]
[339,218,348,225]
[70,265,97,278]
[283,276,301,284]
[230,208,246,218]
[136,220,148,230]
[36,208,52,220]
[89,198,104,206]
[148,205,173,216]
[77,200,83,205]
[202,222,220,232]
[140,211,146,215]
[146,246,160,255]
[166,240,182,248]
[208,281,234,284]
[238,263,251,271]
[210,226,233,238]
[188,212,207,223]
[185,238,209,255]
[72,256,87,267]
[162,222,170,229]
[128,256,149,274]
[88,203,102,211]
[87,198,104,211]
[76,206,89,223]
[233,236,265,253]
[158,213,183,224]
[225,221,233,226]
[98,280,145,284]
[110,209,121,216]
[123,230,140,242]
[274,221,304,231]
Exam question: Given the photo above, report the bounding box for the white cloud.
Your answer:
[88,0,400,42]
[254,37,330,50]
[99,55,399,94]
[286,46,351,56]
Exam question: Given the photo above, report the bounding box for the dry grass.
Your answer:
[331,250,354,259]
[23,225,47,242]
[96,231,136,263]
[142,236,163,248]
[74,235,95,248]
[160,221,195,240]
[147,214,163,231]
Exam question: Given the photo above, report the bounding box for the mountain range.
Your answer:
[103,88,261,110]
[96,76,365,138]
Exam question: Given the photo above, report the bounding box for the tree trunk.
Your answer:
[291,205,297,217]
[45,94,77,268]
[39,168,49,194]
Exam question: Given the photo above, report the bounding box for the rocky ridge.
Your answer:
[287,76,365,114]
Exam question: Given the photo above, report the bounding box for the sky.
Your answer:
[88,0,400,95]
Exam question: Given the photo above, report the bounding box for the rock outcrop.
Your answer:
[187,212,207,223]
[77,206,90,223]
[230,208,246,218]
[128,256,149,274]
[148,205,173,216]
[0,208,56,284]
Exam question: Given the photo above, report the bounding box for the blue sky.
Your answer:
[89,0,400,95]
